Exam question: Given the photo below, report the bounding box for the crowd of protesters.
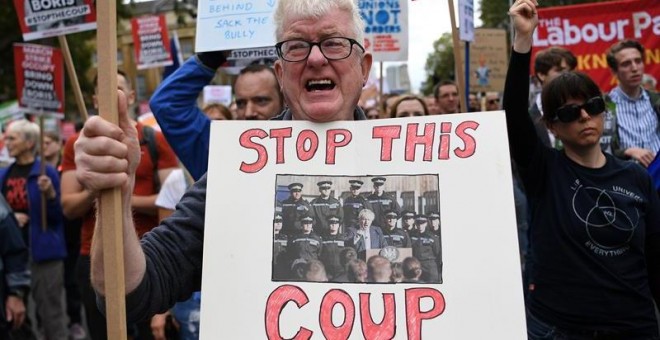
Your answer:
[0,0,659,338]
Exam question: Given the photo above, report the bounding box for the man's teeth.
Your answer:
[307,79,333,86]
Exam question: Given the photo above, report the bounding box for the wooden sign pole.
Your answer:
[57,36,89,122]
[38,115,46,231]
[448,0,468,113]
[96,1,128,339]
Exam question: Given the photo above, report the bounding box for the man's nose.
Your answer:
[245,101,257,118]
[307,45,327,65]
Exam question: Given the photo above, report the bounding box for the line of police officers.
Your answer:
[272,178,443,283]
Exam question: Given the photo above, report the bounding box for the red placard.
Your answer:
[13,0,97,41]
[533,0,659,92]
[13,43,65,117]
[131,15,173,70]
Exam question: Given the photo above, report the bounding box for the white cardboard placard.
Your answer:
[201,112,526,339]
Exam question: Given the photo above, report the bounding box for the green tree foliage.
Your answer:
[0,1,131,121]
[420,33,454,96]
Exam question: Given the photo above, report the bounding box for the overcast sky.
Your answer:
[396,0,482,93]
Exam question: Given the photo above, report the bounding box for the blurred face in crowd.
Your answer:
[275,8,372,122]
[302,221,313,234]
[4,129,33,159]
[234,70,282,120]
[468,93,480,111]
[612,47,644,93]
[319,186,331,198]
[539,59,571,86]
[350,186,360,196]
[42,135,61,158]
[436,84,459,114]
[485,94,501,111]
[394,98,425,118]
[204,107,228,120]
[94,74,135,109]
[373,184,384,195]
[425,96,441,115]
[359,215,373,230]
[365,107,380,119]
[291,189,302,200]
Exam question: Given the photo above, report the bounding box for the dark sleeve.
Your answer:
[0,205,30,293]
[149,57,215,181]
[123,173,207,322]
[643,167,660,305]
[502,50,544,169]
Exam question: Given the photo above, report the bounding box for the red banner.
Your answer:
[13,44,65,117]
[533,0,659,92]
[132,15,173,70]
[13,0,97,41]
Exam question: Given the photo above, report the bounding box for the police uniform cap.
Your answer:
[349,180,363,188]
[384,211,399,219]
[428,212,440,220]
[327,215,340,224]
[273,214,283,222]
[371,177,387,186]
[301,215,314,223]
[415,214,428,223]
[401,210,416,219]
[317,180,332,189]
[288,183,303,192]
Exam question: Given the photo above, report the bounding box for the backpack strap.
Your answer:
[140,125,160,192]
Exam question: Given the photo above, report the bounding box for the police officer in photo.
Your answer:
[367,177,401,228]
[281,183,313,236]
[428,212,441,236]
[343,180,371,229]
[319,215,345,280]
[311,180,343,236]
[410,214,442,283]
[287,215,322,268]
[401,210,417,233]
[272,213,288,280]
[382,210,411,248]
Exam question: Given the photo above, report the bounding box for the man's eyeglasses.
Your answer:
[275,37,365,62]
[487,98,500,105]
[553,96,605,123]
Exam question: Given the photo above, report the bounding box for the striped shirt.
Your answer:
[609,86,660,154]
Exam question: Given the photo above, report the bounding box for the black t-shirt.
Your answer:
[505,51,660,334]
[2,162,34,243]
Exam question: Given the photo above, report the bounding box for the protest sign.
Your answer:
[221,46,278,74]
[203,85,233,106]
[131,15,173,70]
[460,28,508,93]
[359,0,409,62]
[459,0,475,42]
[195,0,278,52]
[200,112,526,338]
[533,0,659,92]
[13,43,64,117]
[13,0,97,41]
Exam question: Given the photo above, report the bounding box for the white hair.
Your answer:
[358,208,375,220]
[274,0,365,44]
[7,119,40,154]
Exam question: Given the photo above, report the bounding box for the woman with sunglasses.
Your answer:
[506,1,660,339]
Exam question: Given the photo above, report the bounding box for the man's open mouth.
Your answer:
[306,79,335,91]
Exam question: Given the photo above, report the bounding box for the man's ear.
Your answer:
[274,60,284,91]
[361,52,373,85]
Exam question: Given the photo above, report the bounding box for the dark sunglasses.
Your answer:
[553,96,605,123]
